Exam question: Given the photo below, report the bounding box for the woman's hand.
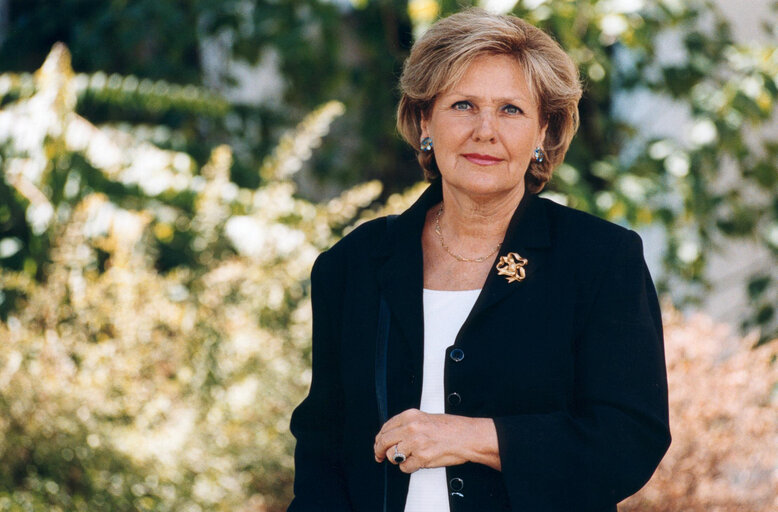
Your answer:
[373,408,501,473]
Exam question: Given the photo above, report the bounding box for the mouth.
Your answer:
[462,153,503,165]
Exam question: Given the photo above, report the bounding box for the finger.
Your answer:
[379,408,421,434]
[387,444,410,466]
[374,409,426,454]
[374,437,406,461]
[374,428,406,458]
[398,456,424,474]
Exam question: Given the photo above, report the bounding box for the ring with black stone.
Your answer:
[392,444,406,464]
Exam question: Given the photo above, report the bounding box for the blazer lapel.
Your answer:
[468,192,552,320]
[373,182,443,382]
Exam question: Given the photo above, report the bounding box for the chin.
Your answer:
[451,176,524,199]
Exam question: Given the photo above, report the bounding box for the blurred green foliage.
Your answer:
[0,0,777,509]
[0,42,419,510]
[2,0,777,338]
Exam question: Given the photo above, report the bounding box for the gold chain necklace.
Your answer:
[434,204,502,263]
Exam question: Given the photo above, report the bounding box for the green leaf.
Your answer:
[747,275,771,299]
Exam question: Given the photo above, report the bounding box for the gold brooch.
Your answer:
[495,252,528,283]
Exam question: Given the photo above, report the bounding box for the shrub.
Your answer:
[623,306,778,511]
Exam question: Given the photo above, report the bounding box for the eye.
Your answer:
[502,104,523,115]
[452,101,472,111]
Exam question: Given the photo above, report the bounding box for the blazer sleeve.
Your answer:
[288,250,353,511]
[492,230,671,511]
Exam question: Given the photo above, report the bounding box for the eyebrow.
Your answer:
[446,92,533,106]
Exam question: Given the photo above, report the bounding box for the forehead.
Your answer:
[442,54,537,105]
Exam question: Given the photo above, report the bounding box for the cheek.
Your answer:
[508,133,538,158]
[433,150,459,175]
[515,144,535,162]
[432,131,464,158]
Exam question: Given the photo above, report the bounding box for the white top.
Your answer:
[404,288,481,512]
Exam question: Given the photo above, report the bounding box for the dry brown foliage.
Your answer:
[622,305,778,512]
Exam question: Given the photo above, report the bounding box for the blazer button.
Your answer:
[449,477,464,497]
[447,392,461,406]
[449,348,465,362]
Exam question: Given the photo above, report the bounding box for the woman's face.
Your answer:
[421,54,547,200]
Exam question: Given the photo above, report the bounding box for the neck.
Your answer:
[439,182,525,243]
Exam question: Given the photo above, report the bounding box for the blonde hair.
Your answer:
[397,8,582,193]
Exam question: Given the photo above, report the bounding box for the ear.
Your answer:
[536,122,548,149]
[420,116,430,140]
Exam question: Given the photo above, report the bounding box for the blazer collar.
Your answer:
[372,182,440,360]
[374,179,552,375]
[469,183,551,318]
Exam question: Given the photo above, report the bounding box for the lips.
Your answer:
[462,153,503,165]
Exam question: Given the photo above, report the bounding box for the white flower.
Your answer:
[595,192,615,211]
[65,117,92,152]
[609,0,644,13]
[225,216,267,258]
[741,76,763,99]
[665,152,690,177]
[649,140,674,160]
[690,119,718,146]
[26,202,54,235]
[480,0,519,15]
[766,222,778,247]
[677,240,700,263]
[0,237,23,258]
[600,14,628,38]
[86,130,123,170]
[557,164,580,184]
[269,223,306,256]
[82,199,116,239]
[618,175,647,202]
[226,377,260,413]
[110,209,148,245]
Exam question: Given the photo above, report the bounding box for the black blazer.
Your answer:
[289,181,670,512]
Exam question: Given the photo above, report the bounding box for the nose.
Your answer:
[473,112,496,143]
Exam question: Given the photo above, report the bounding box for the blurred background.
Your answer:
[0,0,776,510]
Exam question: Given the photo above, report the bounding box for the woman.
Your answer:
[289,9,670,512]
